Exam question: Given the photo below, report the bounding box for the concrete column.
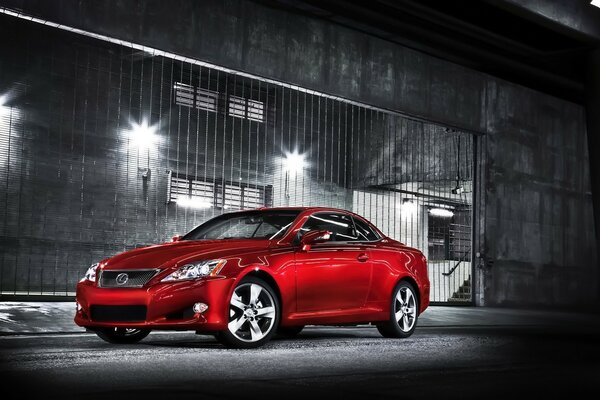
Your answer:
[585,47,600,297]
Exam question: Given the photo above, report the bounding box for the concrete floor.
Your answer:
[1,322,600,400]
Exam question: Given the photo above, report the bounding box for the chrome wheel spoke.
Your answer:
[402,315,410,331]
[230,297,246,311]
[407,307,416,316]
[396,291,404,306]
[255,306,275,318]
[250,284,263,305]
[228,315,246,333]
[249,320,262,341]
[395,309,403,322]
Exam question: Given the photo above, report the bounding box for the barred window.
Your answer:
[173,82,194,108]
[174,82,219,112]
[167,171,272,210]
[247,99,264,122]
[173,81,265,123]
[196,88,218,112]
[227,95,264,122]
[228,95,247,119]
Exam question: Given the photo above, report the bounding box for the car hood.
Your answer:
[101,239,273,270]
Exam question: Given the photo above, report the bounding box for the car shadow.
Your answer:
[142,328,380,349]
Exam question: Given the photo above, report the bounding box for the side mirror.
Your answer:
[300,230,331,251]
[171,235,182,242]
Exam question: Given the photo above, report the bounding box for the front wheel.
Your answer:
[376,281,419,338]
[216,277,280,349]
[95,328,150,344]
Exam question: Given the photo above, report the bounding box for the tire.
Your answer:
[95,328,151,344]
[376,280,419,338]
[277,325,304,337]
[217,276,280,349]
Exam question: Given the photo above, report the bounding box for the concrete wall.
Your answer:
[0,0,487,133]
[0,0,596,306]
[484,81,596,306]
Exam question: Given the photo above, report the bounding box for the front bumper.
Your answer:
[74,276,235,332]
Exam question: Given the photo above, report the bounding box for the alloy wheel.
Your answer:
[227,282,277,342]
[394,286,417,332]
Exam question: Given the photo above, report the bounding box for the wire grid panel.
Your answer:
[0,19,473,300]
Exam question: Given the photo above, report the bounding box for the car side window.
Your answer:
[298,213,358,242]
[352,217,381,241]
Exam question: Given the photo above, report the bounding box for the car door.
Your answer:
[294,212,372,313]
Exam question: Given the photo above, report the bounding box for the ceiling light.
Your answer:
[283,151,307,175]
[401,199,418,215]
[451,185,464,195]
[127,119,158,150]
[0,95,10,117]
[592,0,600,8]
[429,208,454,218]
[175,197,212,209]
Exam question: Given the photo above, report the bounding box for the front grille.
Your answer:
[99,269,158,288]
[90,305,147,322]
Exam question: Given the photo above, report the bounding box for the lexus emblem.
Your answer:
[115,273,129,286]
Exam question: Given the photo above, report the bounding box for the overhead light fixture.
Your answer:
[0,94,10,117]
[175,197,212,209]
[283,151,307,175]
[127,119,158,150]
[591,0,600,8]
[401,198,418,215]
[451,175,465,194]
[451,185,464,195]
[429,208,454,218]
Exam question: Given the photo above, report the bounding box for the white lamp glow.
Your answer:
[0,95,9,117]
[591,0,600,8]
[283,151,307,175]
[127,119,158,150]
[429,208,454,218]
[176,197,212,209]
[401,199,418,215]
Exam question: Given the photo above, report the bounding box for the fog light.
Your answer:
[193,303,208,314]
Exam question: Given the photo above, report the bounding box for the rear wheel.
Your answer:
[217,277,280,349]
[377,281,419,338]
[277,325,304,337]
[95,328,150,344]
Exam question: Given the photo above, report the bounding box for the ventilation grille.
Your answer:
[168,171,272,211]
[173,81,265,122]
[90,305,147,322]
[98,269,159,288]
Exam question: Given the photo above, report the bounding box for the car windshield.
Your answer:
[182,210,301,241]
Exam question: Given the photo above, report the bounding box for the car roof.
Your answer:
[220,206,387,241]
[226,206,375,222]
[255,206,351,213]
[252,206,379,225]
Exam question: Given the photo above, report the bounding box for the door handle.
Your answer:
[357,253,369,262]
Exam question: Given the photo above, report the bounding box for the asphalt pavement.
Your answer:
[1,303,600,400]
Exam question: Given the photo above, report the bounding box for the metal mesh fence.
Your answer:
[0,16,474,301]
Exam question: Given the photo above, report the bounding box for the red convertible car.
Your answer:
[75,207,430,348]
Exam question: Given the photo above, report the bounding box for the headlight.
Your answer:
[161,259,226,282]
[80,263,99,282]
